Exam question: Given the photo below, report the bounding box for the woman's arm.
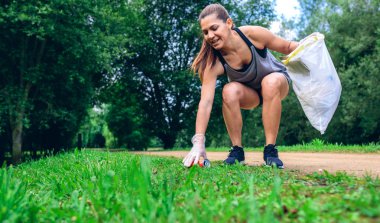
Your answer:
[182,61,223,167]
[242,26,298,55]
[195,61,224,134]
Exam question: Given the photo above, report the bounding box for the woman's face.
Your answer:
[200,13,232,50]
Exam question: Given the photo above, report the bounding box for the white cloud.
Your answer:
[275,0,300,20]
[270,0,300,39]
[270,21,281,33]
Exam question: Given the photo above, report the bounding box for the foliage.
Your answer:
[226,0,276,27]
[1,150,379,222]
[79,107,117,148]
[103,0,212,149]
[0,0,138,158]
[104,80,149,150]
[1,0,379,156]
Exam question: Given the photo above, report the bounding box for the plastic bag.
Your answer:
[283,32,342,134]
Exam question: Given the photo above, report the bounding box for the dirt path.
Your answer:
[132,151,380,177]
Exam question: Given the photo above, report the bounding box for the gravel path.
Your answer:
[132,151,380,177]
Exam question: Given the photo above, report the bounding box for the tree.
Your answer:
[104,78,151,150]
[0,0,134,162]
[325,0,380,143]
[104,0,213,149]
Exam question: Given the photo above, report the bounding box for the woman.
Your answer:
[183,3,298,168]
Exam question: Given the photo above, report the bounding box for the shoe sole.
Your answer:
[224,160,245,165]
[263,163,284,169]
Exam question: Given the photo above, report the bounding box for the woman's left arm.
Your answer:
[246,26,298,55]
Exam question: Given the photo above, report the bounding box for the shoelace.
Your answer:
[228,148,240,157]
[266,148,278,157]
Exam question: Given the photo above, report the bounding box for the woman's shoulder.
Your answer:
[238,25,262,32]
[239,26,270,43]
[211,57,225,76]
[200,56,225,78]
[238,25,270,39]
[201,59,224,84]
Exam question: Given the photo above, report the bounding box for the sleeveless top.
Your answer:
[215,28,291,90]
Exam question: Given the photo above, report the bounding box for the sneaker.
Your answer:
[224,146,245,165]
[263,144,284,169]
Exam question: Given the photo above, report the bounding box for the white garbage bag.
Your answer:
[283,32,342,134]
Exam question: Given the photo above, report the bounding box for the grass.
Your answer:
[1,149,380,222]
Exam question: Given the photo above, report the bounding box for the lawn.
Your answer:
[1,149,379,222]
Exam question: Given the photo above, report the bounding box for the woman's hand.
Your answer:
[182,134,207,167]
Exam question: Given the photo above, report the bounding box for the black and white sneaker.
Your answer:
[263,144,284,169]
[224,146,245,165]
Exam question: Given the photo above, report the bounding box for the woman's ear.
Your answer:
[226,18,234,29]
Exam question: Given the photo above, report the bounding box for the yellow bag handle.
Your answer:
[282,35,320,65]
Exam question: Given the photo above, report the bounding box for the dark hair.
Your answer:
[191,4,231,81]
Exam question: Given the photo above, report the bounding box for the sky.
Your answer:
[275,0,301,20]
[271,0,301,37]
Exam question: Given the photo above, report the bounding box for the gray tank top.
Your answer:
[215,28,290,90]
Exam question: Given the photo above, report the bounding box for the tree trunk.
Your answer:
[11,116,23,164]
[8,83,31,164]
[0,148,4,167]
[161,133,176,149]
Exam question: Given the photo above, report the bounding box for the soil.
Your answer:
[132,151,380,177]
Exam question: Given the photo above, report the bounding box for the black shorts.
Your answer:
[258,91,263,105]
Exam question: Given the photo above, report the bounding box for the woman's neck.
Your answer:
[219,30,243,56]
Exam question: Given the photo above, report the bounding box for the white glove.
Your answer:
[182,134,207,167]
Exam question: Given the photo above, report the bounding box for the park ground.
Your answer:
[132,151,380,177]
[2,149,380,222]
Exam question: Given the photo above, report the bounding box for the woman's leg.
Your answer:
[261,72,289,145]
[222,82,261,147]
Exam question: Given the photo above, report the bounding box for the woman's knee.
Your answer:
[261,76,285,100]
[222,82,242,104]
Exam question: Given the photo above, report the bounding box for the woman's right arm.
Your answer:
[182,61,223,167]
[195,62,224,134]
